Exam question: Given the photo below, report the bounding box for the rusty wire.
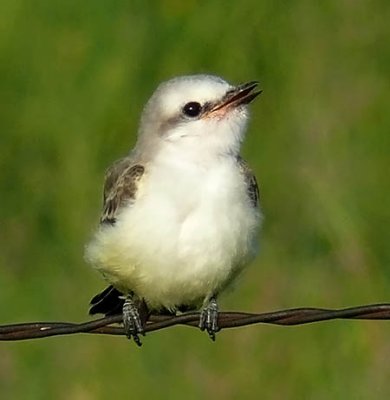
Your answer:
[1,303,390,341]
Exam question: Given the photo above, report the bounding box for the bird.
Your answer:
[85,74,262,345]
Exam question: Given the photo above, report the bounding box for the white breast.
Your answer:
[86,156,261,310]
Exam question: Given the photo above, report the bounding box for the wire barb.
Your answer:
[1,303,390,341]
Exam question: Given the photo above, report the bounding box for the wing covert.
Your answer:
[237,156,260,208]
[100,158,145,224]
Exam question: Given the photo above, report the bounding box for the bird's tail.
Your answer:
[89,285,124,316]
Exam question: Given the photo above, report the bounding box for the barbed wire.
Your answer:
[1,303,389,342]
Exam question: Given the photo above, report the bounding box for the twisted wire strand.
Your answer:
[1,303,389,341]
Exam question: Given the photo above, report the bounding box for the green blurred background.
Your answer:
[1,1,390,399]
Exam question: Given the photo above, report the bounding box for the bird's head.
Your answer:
[136,75,261,160]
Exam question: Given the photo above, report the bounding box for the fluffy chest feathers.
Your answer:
[86,156,260,309]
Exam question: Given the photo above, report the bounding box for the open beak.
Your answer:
[209,81,262,114]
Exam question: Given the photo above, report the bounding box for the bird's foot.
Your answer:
[122,295,145,346]
[199,297,220,341]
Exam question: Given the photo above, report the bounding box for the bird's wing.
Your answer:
[100,158,145,224]
[237,156,260,208]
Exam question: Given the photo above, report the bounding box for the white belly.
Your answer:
[86,158,260,310]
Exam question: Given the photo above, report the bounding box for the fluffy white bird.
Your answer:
[85,74,262,345]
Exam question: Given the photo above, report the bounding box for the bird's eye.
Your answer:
[182,102,202,118]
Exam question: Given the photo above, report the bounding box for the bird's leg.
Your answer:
[199,296,220,341]
[122,292,145,346]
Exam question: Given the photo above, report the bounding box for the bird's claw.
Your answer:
[199,297,220,341]
[122,296,145,346]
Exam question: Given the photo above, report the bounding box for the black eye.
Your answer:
[182,102,202,117]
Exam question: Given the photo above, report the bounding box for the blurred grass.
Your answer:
[1,0,390,399]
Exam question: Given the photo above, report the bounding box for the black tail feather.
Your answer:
[89,285,125,316]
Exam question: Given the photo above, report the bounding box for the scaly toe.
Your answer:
[123,295,145,346]
[199,297,220,341]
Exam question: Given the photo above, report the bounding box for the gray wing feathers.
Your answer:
[100,158,145,224]
[237,156,260,208]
